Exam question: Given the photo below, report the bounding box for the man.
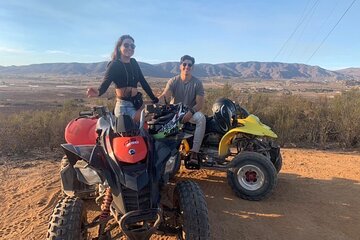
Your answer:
[158,55,205,164]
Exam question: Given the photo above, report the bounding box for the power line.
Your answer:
[306,0,358,63]
[273,0,319,61]
[286,0,321,61]
[301,0,339,60]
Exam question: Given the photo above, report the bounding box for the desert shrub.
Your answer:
[330,89,360,147]
[204,86,360,148]
[1,87,359,154]
[0,98,117,154]
[0,101,84,154]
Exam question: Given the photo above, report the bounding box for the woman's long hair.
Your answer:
[111,35,135,61]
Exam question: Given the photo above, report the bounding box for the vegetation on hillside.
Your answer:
[0,86,359,154]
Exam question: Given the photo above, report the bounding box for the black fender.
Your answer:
[60,158,78,196]
[60,144,117,196]
[60,157,95,197]
[61,144,95,164]
[60,144,95,196]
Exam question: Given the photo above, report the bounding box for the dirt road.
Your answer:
[0,148,359,240]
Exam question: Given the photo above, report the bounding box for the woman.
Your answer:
[87,35,158,121]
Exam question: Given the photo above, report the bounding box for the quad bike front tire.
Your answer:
[47,197,87,240]
[173,180,210,240]
[227,151,277,201]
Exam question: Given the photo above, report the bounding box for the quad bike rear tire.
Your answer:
[173,180,210,240]
[227,151,277,201]
[47,197,87,240]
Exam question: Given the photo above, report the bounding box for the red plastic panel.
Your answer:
[65,117,97,145]
[112,136,147,163]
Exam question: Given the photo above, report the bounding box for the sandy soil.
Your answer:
[0,148,360,240]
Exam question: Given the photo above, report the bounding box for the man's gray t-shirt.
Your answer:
[164,75,204,108]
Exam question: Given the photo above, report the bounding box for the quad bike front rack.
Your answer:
[119,208,162,240]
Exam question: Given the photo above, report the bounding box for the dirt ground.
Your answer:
[0,148,359,240]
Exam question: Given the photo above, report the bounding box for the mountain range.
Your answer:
[0,61,359,81]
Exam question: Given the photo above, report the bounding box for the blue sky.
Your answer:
[0,0,359,69]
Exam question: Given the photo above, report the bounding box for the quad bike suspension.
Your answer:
[100,187,113,220]
[93,187,116,239]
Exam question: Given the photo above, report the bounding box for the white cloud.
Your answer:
[45,50,70,55]
[326,66,352,71]
[0,47,29,54]
[100,54,110,60]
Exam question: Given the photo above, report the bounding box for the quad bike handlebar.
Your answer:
[79,106,109,118]
[145,103,188,125]
[145,103,187,116]
[79,110,93,117]
[141,103,188,137]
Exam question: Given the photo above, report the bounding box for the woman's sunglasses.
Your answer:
[182,62,193,67]
[123,43,136,49]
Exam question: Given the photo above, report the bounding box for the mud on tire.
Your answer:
[174,180,210,240]
[227,151,277,201]
[47,197,87,240]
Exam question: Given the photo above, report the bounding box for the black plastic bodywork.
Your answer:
[60,123,182,239]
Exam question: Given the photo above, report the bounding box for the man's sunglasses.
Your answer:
[123,43,136,49]
[182,62,193,67]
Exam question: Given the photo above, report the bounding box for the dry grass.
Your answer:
[0,76,359,154]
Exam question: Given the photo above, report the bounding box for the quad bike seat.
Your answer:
[116,114,138,134]
[183,116,217,133]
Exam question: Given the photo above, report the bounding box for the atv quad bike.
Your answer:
[149,98,281,201]
[47,106,210,240]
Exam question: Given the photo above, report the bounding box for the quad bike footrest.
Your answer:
[184,154,201,170]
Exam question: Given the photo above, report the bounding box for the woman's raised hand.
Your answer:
[86,87,98,97]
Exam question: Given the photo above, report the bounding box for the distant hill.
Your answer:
[336,68,360,78]
[0,62,108,75]
[0,61,354,81]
